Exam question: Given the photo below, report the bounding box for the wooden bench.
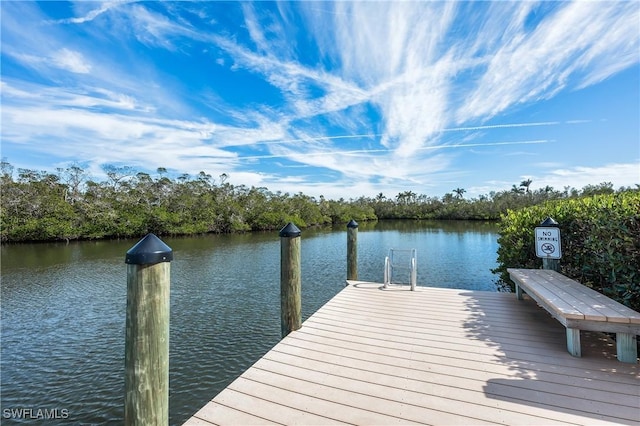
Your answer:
[507,268,640,363]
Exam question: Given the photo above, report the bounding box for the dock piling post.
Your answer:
[124,233,173,426]
[347,219,358,281]
[280,223,302,338]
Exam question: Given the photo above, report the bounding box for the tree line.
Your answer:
[1,159,636,243]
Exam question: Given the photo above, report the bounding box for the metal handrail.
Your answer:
[383,248,417,290]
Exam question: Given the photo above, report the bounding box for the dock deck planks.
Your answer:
[184,281,639,425]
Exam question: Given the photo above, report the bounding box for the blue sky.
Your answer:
[1,1,639,200]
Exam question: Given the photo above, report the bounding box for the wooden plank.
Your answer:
[318,284,632,372]
[241,363,502,425]
[328,292,557,332]
[530,270,610,322]
[304,317,638,374]
[537,270,628,322]
[263,346,639,417]
[565,318,640,334]
[313,304,567,345]
[507,269,584,321]
[550,271,640,324]
[324,282,640,368]
[251,356,619,425]
[228,375,427,425]
[298,316,638,382]
[509,269,640,325]
[213,387,339,425]
[511,269,596,320]
[182,416,218,426]
[187,398,279,426]
[304,314,570,362]
[184,284,640,425]
[277,335,640,394]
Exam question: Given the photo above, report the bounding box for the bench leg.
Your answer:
[616,333,638,363]
[515,283,524,300]
[566,328,581,357]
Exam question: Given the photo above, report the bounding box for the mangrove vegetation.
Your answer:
[495,191,640,310]
[0,160,636,244]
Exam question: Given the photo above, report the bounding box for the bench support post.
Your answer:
[616,333,638,363]
[515,283,524,300]
[566,328,581,357]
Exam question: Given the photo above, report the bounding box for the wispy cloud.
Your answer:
[0,1,638,199]
[458,1,639,121]
[50,48,92,73]
[530,163,640,192]
[254,121,562,146]
[247,139,551,159]
[54,0,131,24]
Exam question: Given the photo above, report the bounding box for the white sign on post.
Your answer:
[535,227,561,259]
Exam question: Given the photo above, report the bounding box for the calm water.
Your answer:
[1,220,499,425]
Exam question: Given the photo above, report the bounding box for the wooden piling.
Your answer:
[279,223,302,338]
[347,219,358,281]
[124,233,173,426]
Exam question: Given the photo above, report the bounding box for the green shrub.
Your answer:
[494,191,640,310]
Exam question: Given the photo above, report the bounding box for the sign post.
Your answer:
[535,217,561,271]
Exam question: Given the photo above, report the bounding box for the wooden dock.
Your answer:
[184,282,639,425]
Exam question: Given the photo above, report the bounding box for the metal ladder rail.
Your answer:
[384,248,417,291]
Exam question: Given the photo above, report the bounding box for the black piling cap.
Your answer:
[347,219,359,229]
[125,233,174,265]
[279,222,301,238]
[540,217,559,227]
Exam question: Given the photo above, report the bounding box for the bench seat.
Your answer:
[507,268,640,363]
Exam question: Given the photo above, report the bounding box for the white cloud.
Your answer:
[457,1,640,121]
[0,80,285,178]
[51,48,91,73]
[532,163,640,191]
[319,2,460,157]
[55,1,130,24]
[8,49,91,75]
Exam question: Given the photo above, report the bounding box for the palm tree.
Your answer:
[453,188,466,199]
[520,179,533,194]
[396,191,416,205]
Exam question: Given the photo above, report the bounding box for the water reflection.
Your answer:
[349,219,498,233]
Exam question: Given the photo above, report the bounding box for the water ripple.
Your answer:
[1,223,499,425]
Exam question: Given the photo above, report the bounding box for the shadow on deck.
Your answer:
[184,283,639,425]
[460,291,639,425]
